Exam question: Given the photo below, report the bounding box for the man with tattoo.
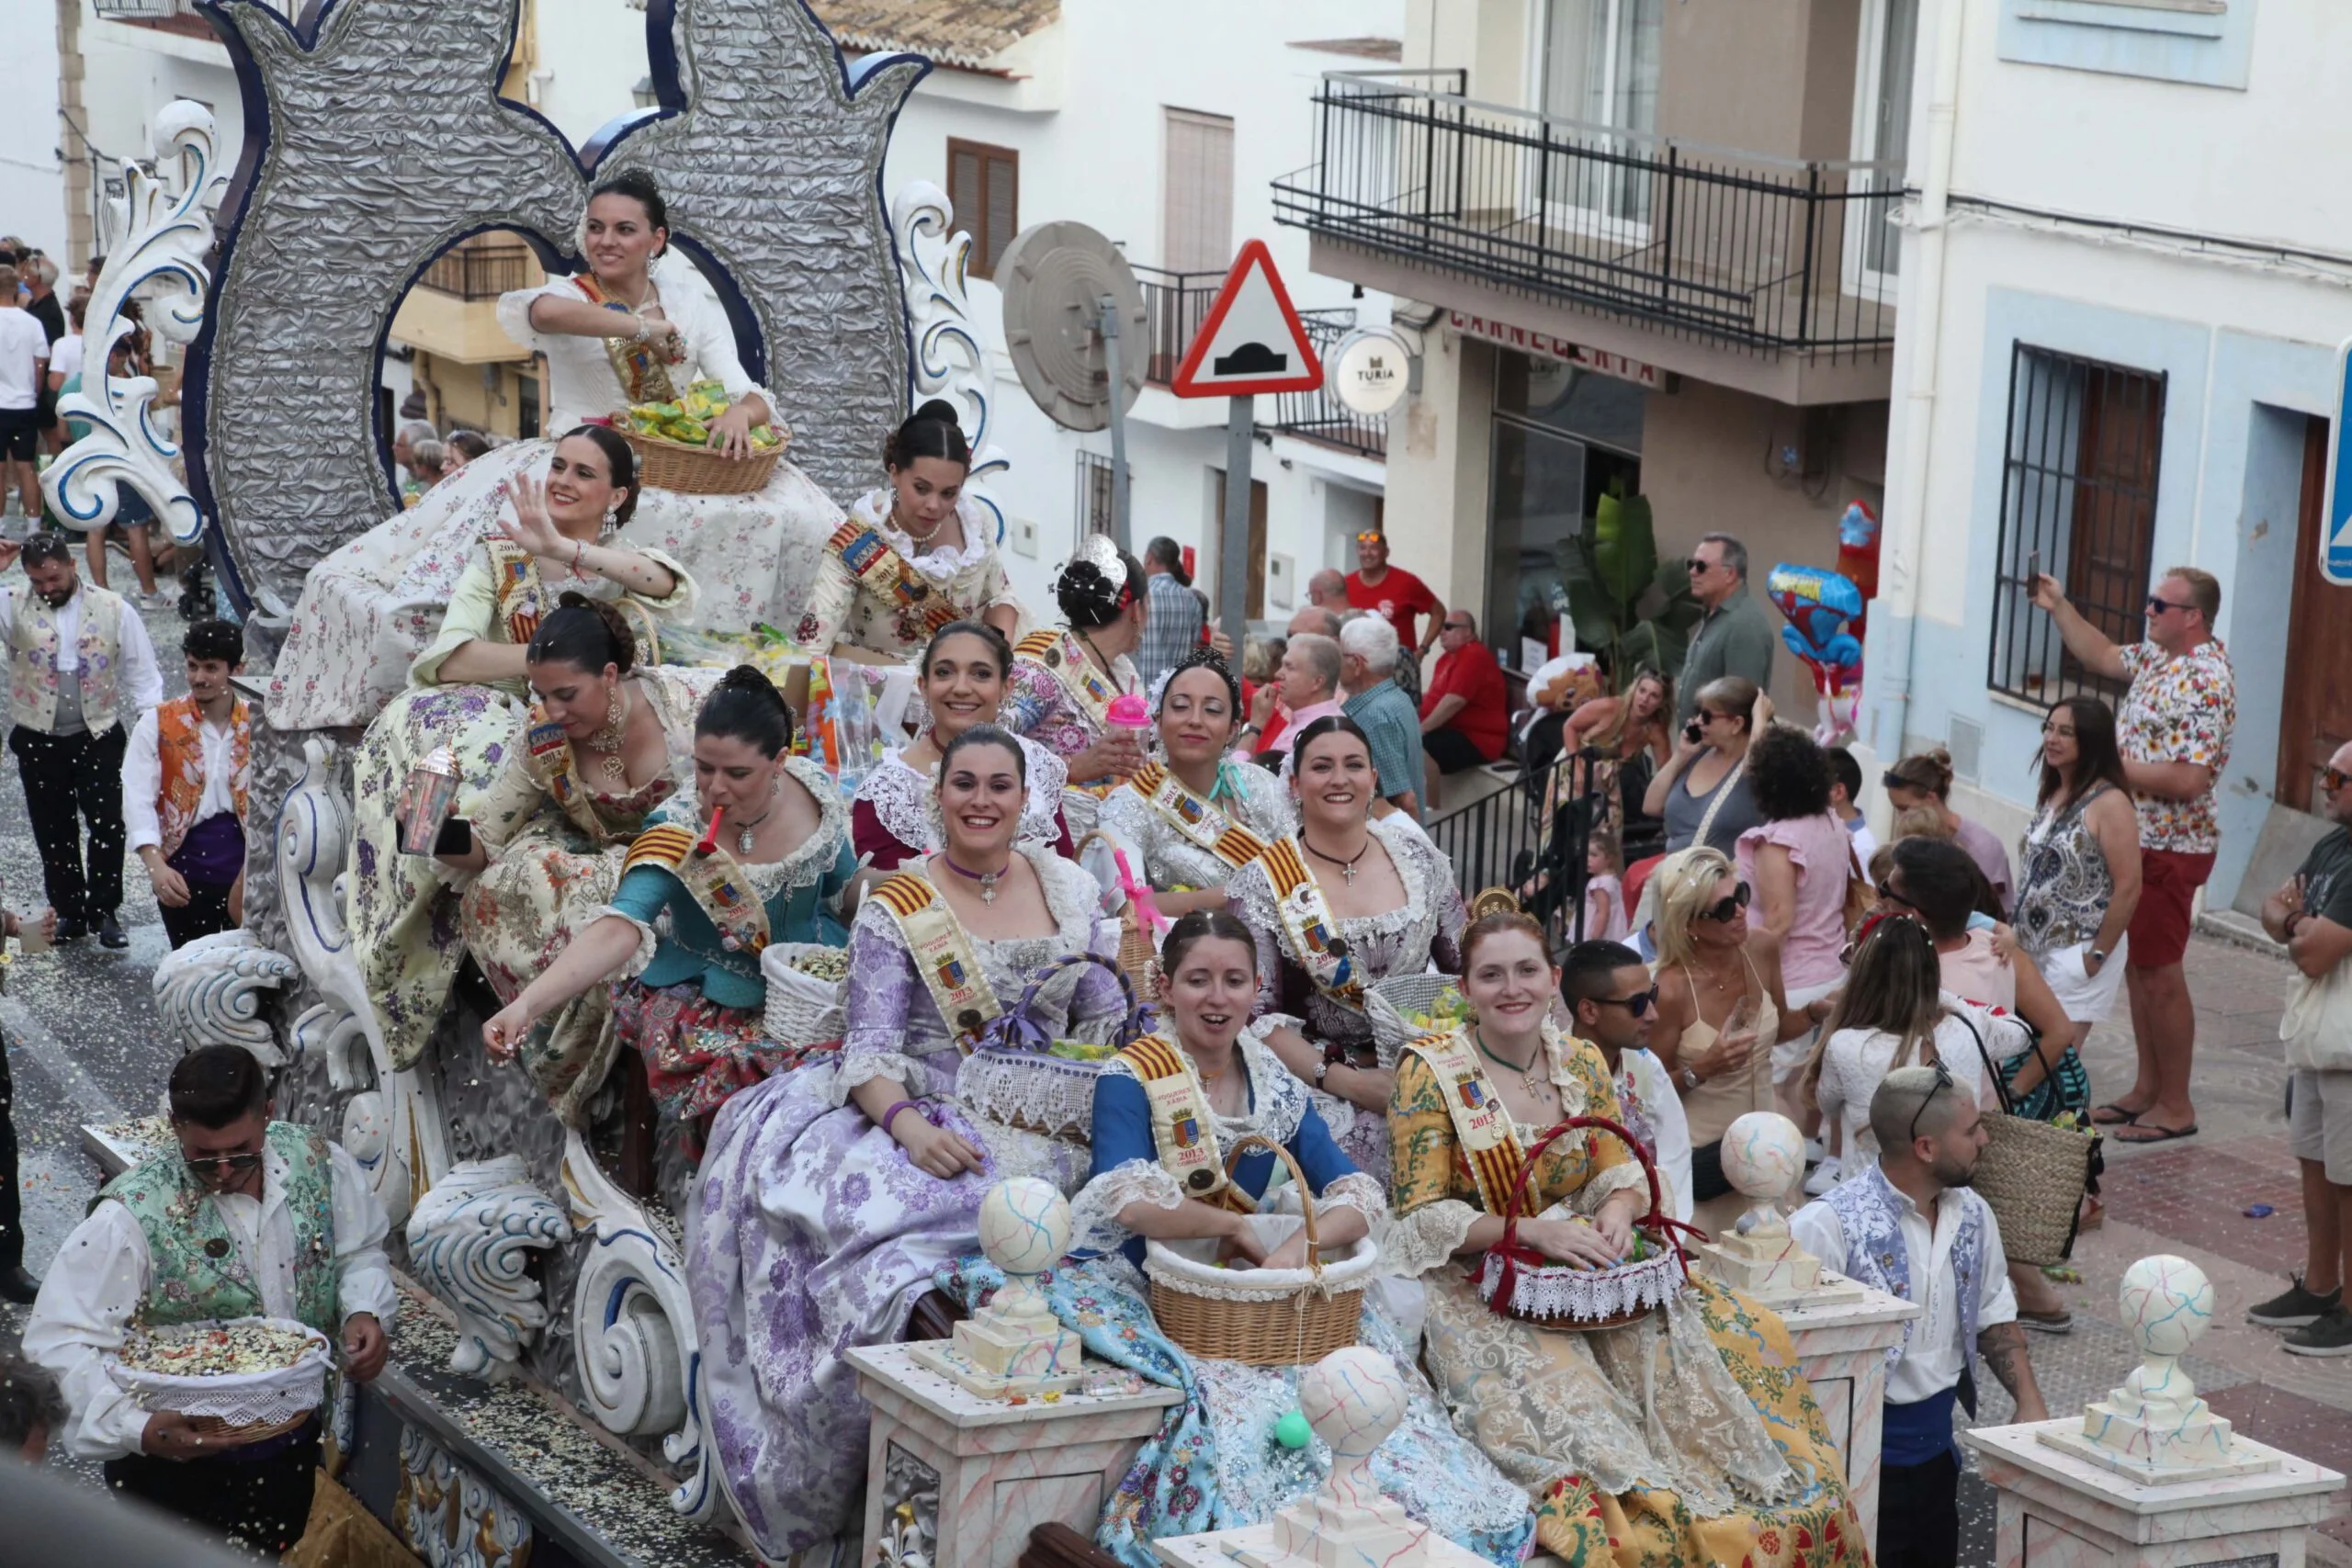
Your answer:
[1792,1065,2048,1568]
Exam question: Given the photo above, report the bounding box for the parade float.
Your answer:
[64,2,1023,1562]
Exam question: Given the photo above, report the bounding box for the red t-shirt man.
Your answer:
[1345,532,1442,659]
[1421,634,1509,763]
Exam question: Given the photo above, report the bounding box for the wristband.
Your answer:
[880,1099,921,1136]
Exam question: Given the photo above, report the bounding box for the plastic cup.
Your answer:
[15,908,51,955]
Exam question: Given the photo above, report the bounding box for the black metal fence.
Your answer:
[1422,750,1606,953]
[1272,70,1904,361]
[1075,451,1123,536]
[1131,265,1222,385]
[1271,307,1389,460]
[419,243,539,300]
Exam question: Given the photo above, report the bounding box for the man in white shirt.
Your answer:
[25,1045,394,1554]
[1561,939,1693,1224]
[0,264,49,519]
[0,530,164,948]
[125,618,250,948]
[1791,1065,2047,1568]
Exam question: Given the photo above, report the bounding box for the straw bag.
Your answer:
[956,952,1155,1142]
[108,1317,334,1445]
[1951,1010,2098,1267]
[762,942,848,1049]
[1475,1115,1697,1330]
[1145,1134,1375,1366]
[1073,830,1160,994]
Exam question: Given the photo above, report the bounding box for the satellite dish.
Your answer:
[999,221,1146,434]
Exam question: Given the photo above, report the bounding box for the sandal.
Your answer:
[2112,1121,2199,1145]
[2091,1102,2146,1126]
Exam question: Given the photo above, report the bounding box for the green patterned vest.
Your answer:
[97,1121,341,1334]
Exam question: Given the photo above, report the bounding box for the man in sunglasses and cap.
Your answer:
[23,1045,394,1554]
[1792,1065,2047,1568]
[1562,939,1691,1224]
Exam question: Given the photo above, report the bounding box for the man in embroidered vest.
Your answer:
[23,1045,395,1554]
[125,619,249,949]
[0,531,164,950]
[1791,1066,2047,1568]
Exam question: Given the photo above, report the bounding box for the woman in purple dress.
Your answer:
[687,724,1129,1561]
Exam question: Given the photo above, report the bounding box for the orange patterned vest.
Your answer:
[155,694,251,856]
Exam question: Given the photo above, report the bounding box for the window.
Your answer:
[1986,345,2165,704]
[1075,451,1123,537]
[948,139,1019,279]
[1849,0,1920,287]
[1998,0,2251,90]
[1161,108,1234,276]
[1538,0,1661,226]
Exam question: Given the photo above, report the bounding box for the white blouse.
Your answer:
[496,250,773,432]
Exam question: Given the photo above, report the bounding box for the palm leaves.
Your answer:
[1554,489,1702,689]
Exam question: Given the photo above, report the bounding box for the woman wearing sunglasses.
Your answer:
[1649,846,1814,1236]
[1642,675,1764,858]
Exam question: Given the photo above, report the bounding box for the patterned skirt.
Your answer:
[612,977,820,1124]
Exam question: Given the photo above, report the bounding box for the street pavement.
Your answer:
[0,581,2336,1563]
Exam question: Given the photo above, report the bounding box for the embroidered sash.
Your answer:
[1260,837,1363,1010]
[518,707,615,842]
[1013,628,1119,731]
[1125,762,1271,871]
[622,822,773,957]
[1116,1034,1251,1208]
[824,521,956,637]
[487,539,547,646]
[573,273,678,406]
[868,872,1003,1046]
[1401,1028,1531,1217]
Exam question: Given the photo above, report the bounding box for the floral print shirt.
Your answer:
[2117,639,2235,854]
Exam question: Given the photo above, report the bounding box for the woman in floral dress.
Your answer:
[687,724,1131,1562]
[1390,910,1866,1568]
[1228,716,1464,1184]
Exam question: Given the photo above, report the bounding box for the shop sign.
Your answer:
[1445,311,1672,390]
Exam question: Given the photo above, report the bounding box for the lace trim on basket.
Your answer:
[956,1048,1104,1142]
[1148,1266,1370,1303]
[1386,1199,1484,1278]
[1476,1249,1685,1323]
[1069,1157,1187,1255]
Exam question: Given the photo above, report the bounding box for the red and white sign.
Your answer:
[1445,311,1672,389]
[1170,240,1326,399]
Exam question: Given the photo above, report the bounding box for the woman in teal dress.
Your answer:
[940,909,1535,1568]
[483,666,858,1132]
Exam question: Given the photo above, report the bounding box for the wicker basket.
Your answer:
[762,942,848,1049]
[1476,1115,1692,1331]
[108,1317,334,1439]
[1948,1011,2101,1267]
[619,426,785,497]
[1073,830,1160,995]
[1364,974,1467,1069]
[957,952,1153,1143]
[1146,1134,1374,1366]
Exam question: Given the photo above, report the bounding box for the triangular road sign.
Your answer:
[1169,239,1325,399]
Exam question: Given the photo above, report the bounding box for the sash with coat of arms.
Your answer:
[518,706,629,843]
[573,272,680,406]
[813,521,956,643]
[868,871,1003,1047]
[1125,762,1271,871]
[1013,628,1120,732]
[487,538,548,647]
[1400,1028,1533,1217]
[622,823,773,957]
[1115,1034,1255,1209]
[1260,837,1363,1010]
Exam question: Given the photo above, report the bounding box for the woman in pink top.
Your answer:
[1736,727,1859,1128]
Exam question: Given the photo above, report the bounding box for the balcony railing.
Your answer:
[1130,265,1222,387]
[1273,70,1905,361]
[1271,308,1386,460]
[418,244,539,301]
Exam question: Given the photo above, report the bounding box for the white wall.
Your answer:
[3,4,66,259]
[530,0,651,152]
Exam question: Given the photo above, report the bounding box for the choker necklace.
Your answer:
[942,853,1011,905]
[1474,1027,1551,1101]
[729,802,776,856]
[1301,831,1369,886]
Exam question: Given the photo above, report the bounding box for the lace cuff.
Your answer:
[1068,1158,1185,1255]
[589,905,662,982]
[829,1048,924,1108]
[1306,1087,1358,1148]
[1577,1158,1652,1217]
[1385,1199,1482,1278]
[1313,1171,1386,1228]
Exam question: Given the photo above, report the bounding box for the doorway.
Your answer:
[1213,468,1268,622]
[2279,414,2352,810]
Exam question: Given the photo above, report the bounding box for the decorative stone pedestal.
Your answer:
[910,1180,1089,1400]
[1780,1278,1920,1548]
[849,1343,1182,1568]
[1695,1111,1863,1309]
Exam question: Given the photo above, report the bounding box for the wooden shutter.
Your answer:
[1162,108,1234,276]
[949,138,1020,279]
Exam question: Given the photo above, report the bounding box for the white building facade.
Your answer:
[1866,0,2352,917]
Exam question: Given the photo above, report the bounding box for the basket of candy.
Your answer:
[956,953,1152,1142]
[1474,1115,1696,1331]
[763,942,849,1049]
[1365,973,1471,1069]
[619,379,787,496]
[1145,1134,1376,1366]
[108,1317,334,1444]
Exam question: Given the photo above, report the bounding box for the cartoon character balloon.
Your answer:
[1767,502,1882,746]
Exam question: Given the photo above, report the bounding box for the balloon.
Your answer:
[1767,562,1866,745]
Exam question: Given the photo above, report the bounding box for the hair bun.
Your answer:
[718,663,786,710]
[912,398,961,429]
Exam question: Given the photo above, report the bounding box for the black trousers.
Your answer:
[0,1025,18,1270]
[159,878,236,950]
[8,722,127,923]
[1878,1453,1961,1568]
[104,1421,322,1555]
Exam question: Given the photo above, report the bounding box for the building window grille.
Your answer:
[1986,344,2165,705]
[1075,451,1124,537]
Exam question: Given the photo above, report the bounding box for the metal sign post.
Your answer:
[1219,398,1253,656]
[1099,294,1132,551]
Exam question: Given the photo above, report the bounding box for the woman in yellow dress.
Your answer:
[1389,909,1866,1568]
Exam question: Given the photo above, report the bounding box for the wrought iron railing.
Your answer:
[1271,307,1386,459]
[1130,264,1222,386]
[1273,70,1905,361]
[1422,750,1610,952]
[418,243,538,300]
[1075,450,1123,536]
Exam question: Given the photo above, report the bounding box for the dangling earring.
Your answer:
[602,503,618,532]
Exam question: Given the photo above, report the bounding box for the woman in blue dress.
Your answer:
[938,910,1535,1568]
[482,665,857,1134]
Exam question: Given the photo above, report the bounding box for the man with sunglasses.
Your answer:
[23,1045,395,1554]
[1562,940,1691,1224]
[1419,609,1508,807]
[2030,566,2233,1146]
[2251,741,2352,1354]
[1792,1066,2047,1568]
[1675,534,1777,728]
[1343,529,1442,703]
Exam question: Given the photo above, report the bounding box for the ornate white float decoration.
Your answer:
[893,179,1013,541]
[398,1426,535,1568]
[150,928,300,1066]
[1691,1111,1860,1307]
[43,99,220,546]
[404,1156,573,1379]
[910,1178,1085,1399]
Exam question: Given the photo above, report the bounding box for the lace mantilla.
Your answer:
[856,741,1067,854]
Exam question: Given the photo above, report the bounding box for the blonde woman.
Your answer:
[1648,846,1815,1235]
